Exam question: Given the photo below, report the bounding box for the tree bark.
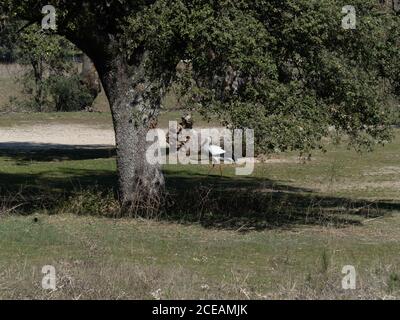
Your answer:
[7,1,167,215]
[95,51,165,216]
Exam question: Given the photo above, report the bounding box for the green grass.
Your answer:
[0,111,114,128]
[0,110,218,129]
[0,117,400,298]
[1,213,400,299]
[1,64,399,299]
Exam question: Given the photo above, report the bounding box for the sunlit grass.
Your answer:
[0,119,399,299]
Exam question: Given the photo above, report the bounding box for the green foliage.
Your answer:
[49,75,94,112]
[124,0,400,153]
[6,23,94,112]
[12,25,75,111]
[2,0,400,151]
[17,26,72,72]
[0,19,20,62]
[67,187,120,217]
[388,273,400,293]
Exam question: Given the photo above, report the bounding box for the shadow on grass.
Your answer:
[164,170,400,231]
[1,145,399,231]
[0,143,116,162]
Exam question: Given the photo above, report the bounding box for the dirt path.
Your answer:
[0,123,266,164]
[0,124,116,149]
[0,123,226,150]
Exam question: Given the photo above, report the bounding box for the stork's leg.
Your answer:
[219,164,223,176]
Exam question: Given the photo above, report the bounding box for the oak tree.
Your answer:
[1,0,399,213]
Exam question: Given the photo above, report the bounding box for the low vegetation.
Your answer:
[1,0,400,301]
[0,119,399,299]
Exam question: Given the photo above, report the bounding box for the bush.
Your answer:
[49,75,94,112]
[65,187,120,217]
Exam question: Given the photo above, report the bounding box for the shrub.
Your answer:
[49,75,94,112]
[65,187,120,217]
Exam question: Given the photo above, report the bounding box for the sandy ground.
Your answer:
[0,124,271,164]
[0,124,116,149]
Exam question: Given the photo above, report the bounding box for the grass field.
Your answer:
[0,112,399,299]
[0,110,218,129]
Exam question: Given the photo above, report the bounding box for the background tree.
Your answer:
[2,22,96,112]
[16,25,73,111]
[0,16,19,62]
[1,0,399,213]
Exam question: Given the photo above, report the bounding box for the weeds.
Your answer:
[163,185,390,231]
[0,130,399,299]
[0,183,393,231]
[387,273,400,294]
[320,250,330,274]
[65,187,120,217]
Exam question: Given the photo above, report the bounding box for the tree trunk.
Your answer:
[12,1,167,215]
[97,52,165,216]
[32,57,44,112]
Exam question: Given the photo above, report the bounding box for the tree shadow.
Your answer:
[0,145,399,231]
[164,170,400,231]
[0,142,116,163]
[0,167,117,214]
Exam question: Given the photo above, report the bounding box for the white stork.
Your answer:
[203,137,235,176]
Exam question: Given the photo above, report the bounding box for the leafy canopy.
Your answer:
[2,0,400,153]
